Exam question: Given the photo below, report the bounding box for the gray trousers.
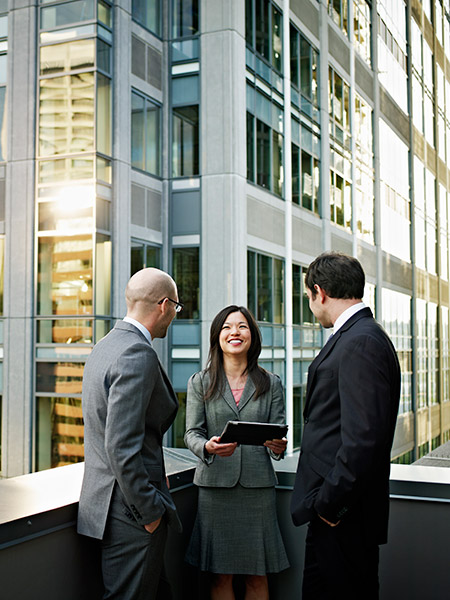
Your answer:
[101,485,173,600]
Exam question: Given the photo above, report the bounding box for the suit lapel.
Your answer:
[237,377,256,412]
[220,381,240,417]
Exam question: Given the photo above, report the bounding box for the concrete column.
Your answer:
[3,2,37,476]
[200,0,247,363]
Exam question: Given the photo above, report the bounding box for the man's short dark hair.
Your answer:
[305,252,365,300]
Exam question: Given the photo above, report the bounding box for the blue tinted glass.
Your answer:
[172,322,200,345]
[260,326,273,346]
[41,0,95,30]
[172,361,199,390]
[172,75,199,105]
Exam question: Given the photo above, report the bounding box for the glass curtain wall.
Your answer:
[35,0,113,471]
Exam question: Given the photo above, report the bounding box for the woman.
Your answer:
[184,305,289,600]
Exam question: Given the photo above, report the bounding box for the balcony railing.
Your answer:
[0,450,449,600]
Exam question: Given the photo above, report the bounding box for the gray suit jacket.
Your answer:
[184,370,286,488]
[77,320,181,540]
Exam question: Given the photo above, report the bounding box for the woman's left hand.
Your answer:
[264,437,287,454]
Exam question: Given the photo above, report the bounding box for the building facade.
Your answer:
[0,0,450,477]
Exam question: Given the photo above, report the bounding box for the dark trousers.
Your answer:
[101,485,173,600]
[302,515,379,600]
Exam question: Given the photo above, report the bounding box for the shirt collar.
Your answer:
[333,302,366,335]
[123,316,152,345]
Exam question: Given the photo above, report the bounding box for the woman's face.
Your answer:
[219,311,251,359]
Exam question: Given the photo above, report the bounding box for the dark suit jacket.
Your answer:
[78,320,181,540]
[290,307,400,545]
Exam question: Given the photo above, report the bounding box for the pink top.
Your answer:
[231,388,244,406]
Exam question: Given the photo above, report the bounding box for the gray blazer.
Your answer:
[184,370,286,488]
[77,320,181,540]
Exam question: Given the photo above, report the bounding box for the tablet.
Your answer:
[218,421,288,446]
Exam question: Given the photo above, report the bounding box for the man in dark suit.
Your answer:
[290,252,401,599]
[78,268,182,600]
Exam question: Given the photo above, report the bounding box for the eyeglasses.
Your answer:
[158,297,184,313]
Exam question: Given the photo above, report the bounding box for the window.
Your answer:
[247,250,284,324]
[382,288,412,414]
[172,247,199,319]
[246,84,284,196]
[246,0,283,73]
[131,240,161,276]
[132,0,161,36]
[291,118,320,213]
[131,91,161,176]
[172,0,199,38]
[172,106,199,177]
[354,94,374,242]
[354,0,371,64]
[328,0,348,35]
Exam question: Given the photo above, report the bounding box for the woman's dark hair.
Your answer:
[204,305,270,401]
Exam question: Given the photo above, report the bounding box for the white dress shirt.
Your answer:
[123,316,152,345]
[332,302,366,336]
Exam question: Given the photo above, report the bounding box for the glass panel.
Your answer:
[145,101,160,175]
[172,75,199,105]
[172,105,199,177]
[97,73,111,156]
[272,131,283,196]
[95,233,111,315]
[37,319,93,343]
[273,258,284,324]
[40,0,95,30]
[271,4,282,71]
[146,245,160,268]
[98,0,111,28]
[0,54,6,85]
[132,0,160,34]
[172,38,199,62]
[36,363,84,393]
[95,319,111,342]
[0,16,7,38]
[36,396,84,471]
[39,72,95,157]
[96,156,111,183]
[39,200,93,232]
[172,361,199,389]
[257,253,272,322]
[172,322,200,345]
[290,25,299,88]
[173,392,187,448]
[40,24,96,44]
[97,38,111,74]
[247,250,256,316]
[292,264,301,325]
[131,240,144,275]
[292,143,300,205]
[0,86,6,161]
[255,0,269,59]
[0,237,3,315]
[37,235,93,315]
[256,118,270,189]
[39,157,94,183]
[131,92,145,170]
[247,112,255,181]
[40,39,95,76]
[172,0,198,38]
[172,247,199,319]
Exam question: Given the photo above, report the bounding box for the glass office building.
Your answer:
[0,0,450,476]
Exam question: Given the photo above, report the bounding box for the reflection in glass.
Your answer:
[131,92,161,176]
[172,106,199,177]
[37,319,93,344]
[40,1,95,31]
[0,86,6,161]
[39,156,94,183]
[36,396,84,471]
[38,195,93,232]
[38,235,93,315]
[96,155,111,183]
[172,0,198,38]
[172,247,199,319]
[40,39,95,75]
[39,72,95,157]
[36,363,84,394]
[132,0,160,35]
[257,253,272,322]
[97,73,111,156]
[95,234,111,315]
[273,258,284,324]
[97,38,111,74]
[98,0,112,28]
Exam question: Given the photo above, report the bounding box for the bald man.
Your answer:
[78,268,182,600]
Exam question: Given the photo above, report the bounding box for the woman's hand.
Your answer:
[205,436,238,457]
[264,437,287,454]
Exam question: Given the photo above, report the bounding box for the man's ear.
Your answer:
[315,285,327,304]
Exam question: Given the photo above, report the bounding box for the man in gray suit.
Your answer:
[78,268,182,600]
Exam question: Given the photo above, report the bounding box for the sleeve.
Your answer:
[314,335,397,523]
[267,374,286,461]
[184,372,215,465]
[104,343,167,525]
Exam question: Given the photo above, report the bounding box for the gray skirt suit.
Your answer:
[184,370,289,575]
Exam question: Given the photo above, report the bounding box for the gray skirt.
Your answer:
[185,485,290,575]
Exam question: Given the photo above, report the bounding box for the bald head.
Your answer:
[125,268,177,315]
